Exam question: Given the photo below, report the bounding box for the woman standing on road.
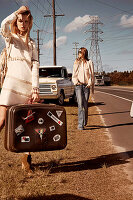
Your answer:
[0,6,39,173]
[72,47,94,130]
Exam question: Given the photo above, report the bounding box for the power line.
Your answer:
[94,0,133,15]
[38,0,50,13]
[46,0,52,7]
[56,0,64,14]
[30,0,49,14]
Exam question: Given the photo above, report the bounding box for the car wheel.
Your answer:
[58,92,64,105]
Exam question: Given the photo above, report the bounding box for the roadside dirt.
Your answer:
[0,100,133,200]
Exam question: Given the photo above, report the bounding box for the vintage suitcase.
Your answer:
[5,104,67,152]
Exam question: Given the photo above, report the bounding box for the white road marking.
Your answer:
[95,90,132,102]
[96,87,133,93]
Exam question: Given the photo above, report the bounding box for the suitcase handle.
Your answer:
[26,97,44,105]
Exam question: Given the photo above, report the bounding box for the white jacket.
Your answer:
[72,59,94,87]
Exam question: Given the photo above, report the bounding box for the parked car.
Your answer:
[39,65,76,105]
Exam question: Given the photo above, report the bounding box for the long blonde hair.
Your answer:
[76,47,89,64]
[10,10,33,46]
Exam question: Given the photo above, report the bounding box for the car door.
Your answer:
[62,68,73,98]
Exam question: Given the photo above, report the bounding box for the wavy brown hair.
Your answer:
[76,47,89,63]
[10,10,33,46]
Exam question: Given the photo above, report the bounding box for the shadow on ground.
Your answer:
[85,122,133,130]
[33,151,133,174]
[19,193,92,200]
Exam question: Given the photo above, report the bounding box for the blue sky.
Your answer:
[0,0,133,73]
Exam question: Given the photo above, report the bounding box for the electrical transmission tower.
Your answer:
[85,16,103,74]
[73,42,79,59]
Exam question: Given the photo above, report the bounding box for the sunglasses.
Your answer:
[78,49,82,53]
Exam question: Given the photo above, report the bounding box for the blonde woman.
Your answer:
[72,47,94,130]
[0,6,39,173]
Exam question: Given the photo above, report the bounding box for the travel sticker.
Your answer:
[22,110,35,124]
[35,128,46,140]
[56,110,63,118]
[49,125,55,132]
[38,118,44,125]
[53,134,61,142]
[21,136,30,142]
[15,125,24,136]
[47,111,63,126]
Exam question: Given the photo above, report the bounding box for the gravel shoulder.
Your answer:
[0,100,133,200]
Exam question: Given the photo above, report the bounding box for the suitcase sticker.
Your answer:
[47,111,63,126]
[22,110,35,124]
[35,128,46,140]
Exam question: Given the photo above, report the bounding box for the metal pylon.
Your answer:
[85,16,103,74]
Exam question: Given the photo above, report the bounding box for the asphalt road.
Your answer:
[93,86,133,180]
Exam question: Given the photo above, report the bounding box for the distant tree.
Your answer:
[107,69,133,85]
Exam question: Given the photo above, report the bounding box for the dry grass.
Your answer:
[0,100,133,200]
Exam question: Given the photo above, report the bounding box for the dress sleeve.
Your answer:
[31,40,39,94]
[1,12,17,43]
[72,60,79,85]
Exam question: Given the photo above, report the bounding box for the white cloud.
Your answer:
[57,36,67,47]
[120,15,133,28]
[43,40,53,49]
[43,36,67,49]
[64,15,91,32]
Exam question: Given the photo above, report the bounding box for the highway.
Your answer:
[95,86,133,102]
[93,86,133,180]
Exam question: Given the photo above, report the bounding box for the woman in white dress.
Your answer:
[0,6,39,173]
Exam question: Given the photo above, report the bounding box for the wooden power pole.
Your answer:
[37,30,40,62]
[33,29,43,63]
[44,0,64,65]
[52,0,56,65]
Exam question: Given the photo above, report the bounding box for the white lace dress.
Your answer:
[0,12,39,106]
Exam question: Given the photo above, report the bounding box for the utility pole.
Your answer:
[85,16,103,74]
[73,42,79,59]
[33,29,43,63]
[44,0,64,65]
[52,0,56,65]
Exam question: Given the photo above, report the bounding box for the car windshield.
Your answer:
[96,76,102,79]
[39,68,62,78]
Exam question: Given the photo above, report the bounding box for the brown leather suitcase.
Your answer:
[5,104,67,152]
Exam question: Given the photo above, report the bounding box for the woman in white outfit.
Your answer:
[72,47,94,130]
[0,6,39,173]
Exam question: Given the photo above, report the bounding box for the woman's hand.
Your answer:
[16,6,30,15]
[31,93,40,103]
